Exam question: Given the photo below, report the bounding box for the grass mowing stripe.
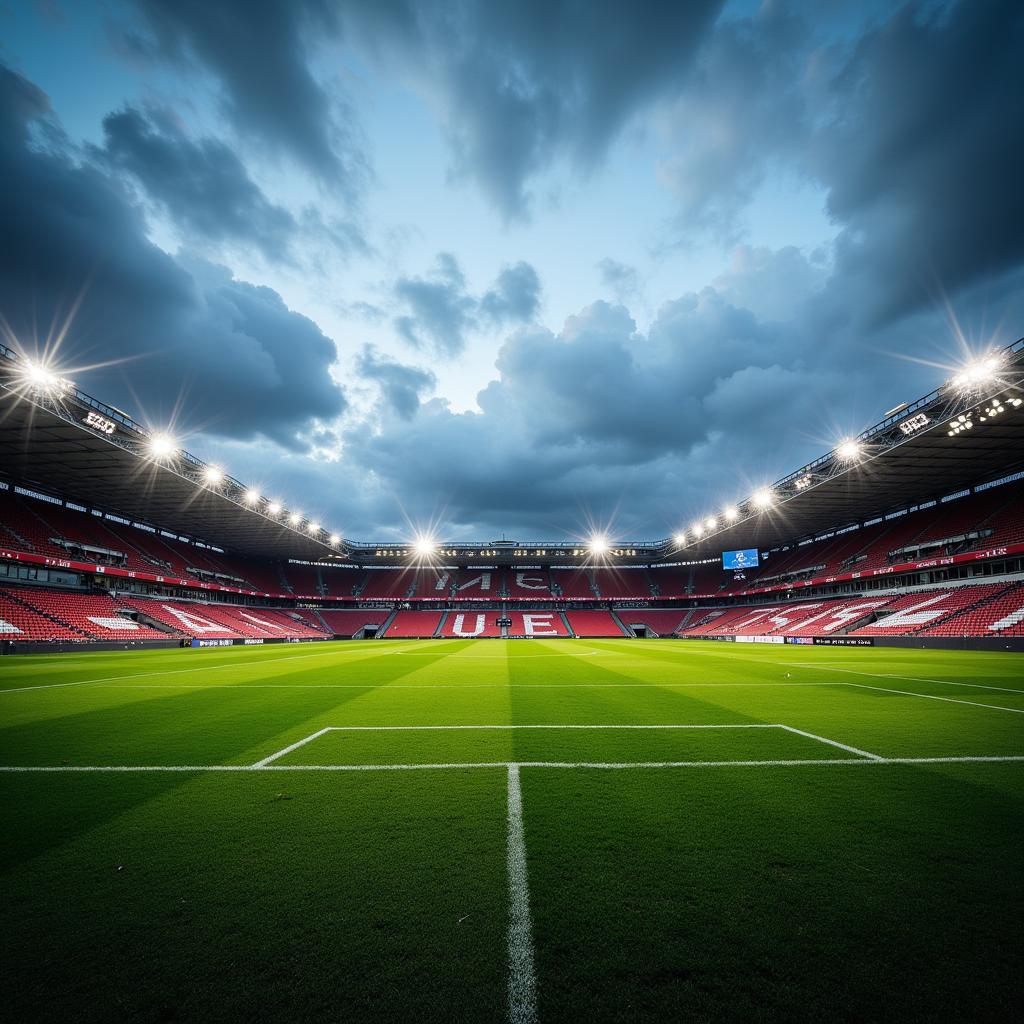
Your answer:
[3,756,1023,771]
[0,644,415,694]
[506,765,538,1024]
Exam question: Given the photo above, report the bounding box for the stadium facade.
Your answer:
[1,338,1023,652]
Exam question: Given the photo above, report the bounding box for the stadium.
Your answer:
[3,3,1023,1023]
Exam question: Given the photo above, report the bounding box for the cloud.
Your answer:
[392,253,541,356]
[96,105,298,261]
[123,0,365,192]
[479,261,541,325]
[654,3,809,239]
[810,0,1024,328]
[338,0,723,218]
[596,258,639,303]
[0,64,345,450]
[356,347,436,420]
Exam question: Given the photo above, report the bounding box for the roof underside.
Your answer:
[0,400,337,560]
[683,412,1024,559]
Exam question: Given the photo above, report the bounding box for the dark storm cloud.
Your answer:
[811,0,1024,328]
[96,105,298,261]
[0,64,345,449]
[356,346,436,421]
[655,3,808,239]
[338,0,724,218]
[124,0,364,192]
[393,254,541,356]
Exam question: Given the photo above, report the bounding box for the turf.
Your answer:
[1,638,1022,1022]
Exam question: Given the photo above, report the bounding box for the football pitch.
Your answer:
[2,638,1022,1023]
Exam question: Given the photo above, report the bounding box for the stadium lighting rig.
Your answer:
[288,511,302,527]
[243,488,261,504]
[723,506,739,522]
[202,465,224,486]
[146,433,178,460]
[836,439,863,463]
[267,501,282,516]
[752,488,775,509]
[950,352,1003,392]
[588,534,610,556]
[16,358,73,396]
[413,536,438,558]
[673,532,687,547]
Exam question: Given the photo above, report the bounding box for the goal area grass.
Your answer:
[2,638,1022,1022]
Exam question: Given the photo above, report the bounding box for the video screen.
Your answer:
[722,548,759,570]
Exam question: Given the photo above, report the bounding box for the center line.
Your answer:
[506,765,538,1024]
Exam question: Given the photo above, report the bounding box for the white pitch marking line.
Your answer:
[506,765,538,1024]
[250,723,779,769]
[320,723,778,730]
[2,756,1023,772]
[786,662,1024,695]
[842,681,1024,714]
[776,725,884,761]
[252,727,335,767]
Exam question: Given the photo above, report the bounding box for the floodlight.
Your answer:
[673,532,687,547]
[723,506,738,522]
[704,517,717,531]
[289,511,302,526]
[147,433,177,459]
[243,488,260,504]
[951,353,1002,391]
[692,523,704,539]
[307,521,320,534]
[267,501,282,516]
[329,534,341,546]
[18,358,71,394]
[836,439,862,462]
[753,488,774,509]
[589,534,609,555]
[413,536,437,557]
[202,466,224,485]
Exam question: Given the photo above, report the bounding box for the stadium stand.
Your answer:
[926,585,1024,637]
[319,609,390,637]
[505,569,554,599]
[282,563,323,596]
[439,610,504,637]
[320,567,362,597]
[0,588,90,641]
[116,599,242,639]
[15,590,171,639]
[380,611,443,638]
[551,569,596,599]
[358,569,421,600]
[850,584,1011,635]
[505,611,571,637]
[615,609,691,637]
[590,569,652,599]
[564,610,627,637]
[645,568,690,598]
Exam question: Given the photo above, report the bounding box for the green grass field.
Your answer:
[2,638,1022,1023]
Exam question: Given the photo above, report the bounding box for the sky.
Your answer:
[1,0,1022,544]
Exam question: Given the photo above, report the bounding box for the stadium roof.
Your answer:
[1,338,1022,565]
[0,345,338,561]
